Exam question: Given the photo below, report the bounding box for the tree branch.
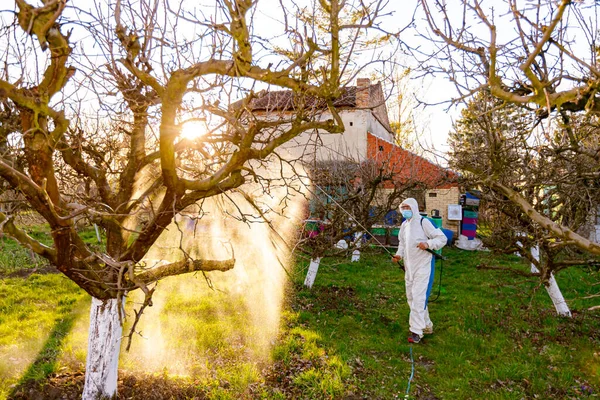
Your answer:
[519,0,570,72]
[0,157,62,226]
[0,212,57,263]
[134,257,235,285]
[488,180,600,256]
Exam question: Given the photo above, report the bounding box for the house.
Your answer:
[367,132,461,234]
[242,78,393,161]
[241,78,460,233]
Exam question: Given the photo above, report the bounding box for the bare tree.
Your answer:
[0,0,401,397]
[451,93,600,315]
[416,0,600,256]
[297,158,403,288]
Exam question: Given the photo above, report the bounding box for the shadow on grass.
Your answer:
[8,307,81,399]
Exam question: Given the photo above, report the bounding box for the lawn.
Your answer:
[290,249,600,399]
[0,237,599,399]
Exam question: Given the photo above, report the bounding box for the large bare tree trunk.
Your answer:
[82,298,123,400]
[531,246,572,317]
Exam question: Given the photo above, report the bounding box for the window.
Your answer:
[378,145,384,151]
[349,122,353,126]
[429,192,437,198]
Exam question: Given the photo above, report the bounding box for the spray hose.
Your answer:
[428,257,444,303]
[405,344,415,398]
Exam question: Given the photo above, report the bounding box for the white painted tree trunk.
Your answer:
[82,297,123,400]
[531,246,572,317]
[353,231,363,248]
[304,257,321,289]
[94,224,102,243]
[351,232,362,261]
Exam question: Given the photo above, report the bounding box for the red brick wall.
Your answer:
[367,133,457,189]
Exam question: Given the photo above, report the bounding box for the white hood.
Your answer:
[400,198,420,217]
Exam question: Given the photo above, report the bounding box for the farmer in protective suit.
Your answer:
[391,198,447,344]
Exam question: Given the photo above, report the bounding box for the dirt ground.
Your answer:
[7,356,332,400]
[8,372,208,400]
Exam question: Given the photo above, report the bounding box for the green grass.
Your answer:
[287,248,600,399]
[0,274,87,398]
[1,245,599,399]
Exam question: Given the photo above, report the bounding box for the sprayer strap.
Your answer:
[420,217,429,238]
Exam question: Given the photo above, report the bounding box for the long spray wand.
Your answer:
[311,183,446,262]
[310,183,406,269]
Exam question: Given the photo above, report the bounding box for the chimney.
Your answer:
[356,78,371,108]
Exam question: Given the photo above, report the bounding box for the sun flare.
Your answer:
[181,120,207,140]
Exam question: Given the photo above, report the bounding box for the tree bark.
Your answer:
[531,245,571,317]
[82,298,123,400]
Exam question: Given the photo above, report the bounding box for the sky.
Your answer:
[378,0,599,160]
[377,0,462,159]
[251,0,463,159]
[9,0,596,162]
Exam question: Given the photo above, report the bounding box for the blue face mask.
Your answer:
[401,210,413,219]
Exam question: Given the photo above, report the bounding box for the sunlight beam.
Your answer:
[180,119,207,141]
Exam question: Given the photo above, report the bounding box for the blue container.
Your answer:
[442,228,454,245]
[384,210,399,225]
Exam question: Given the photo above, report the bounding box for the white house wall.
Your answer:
[279,109,394,163]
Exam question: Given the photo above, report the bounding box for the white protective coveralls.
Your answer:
[396,198,447,337]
